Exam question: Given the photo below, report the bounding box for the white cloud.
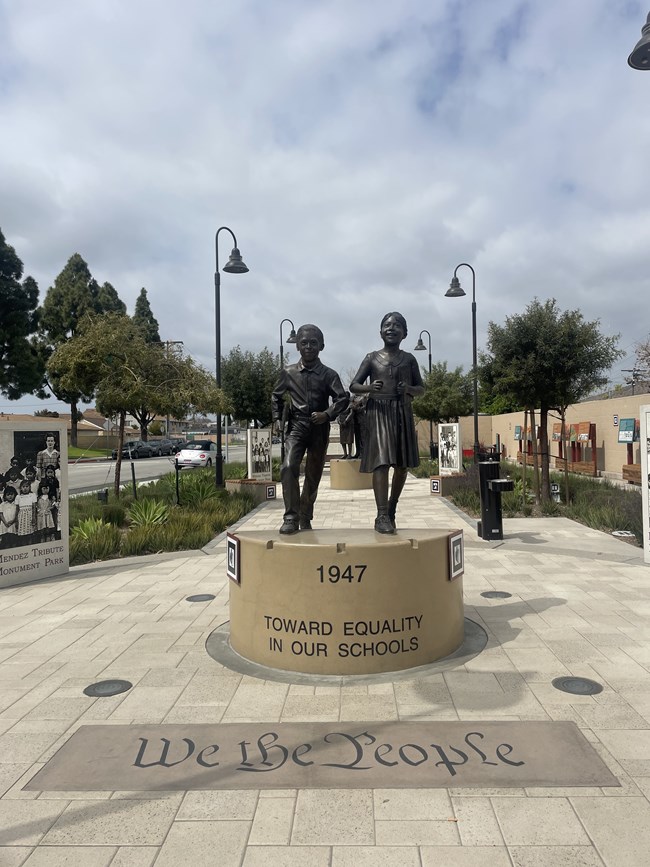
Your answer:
[2,0,649,412]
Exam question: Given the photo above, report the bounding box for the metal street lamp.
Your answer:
[214,226,249,487]
[279,318,297,463]
[414,329,435,461]
[279,318,297,370]
[629,12,650,69]
[445,263,480,464]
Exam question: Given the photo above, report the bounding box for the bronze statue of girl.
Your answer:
[350,312,424,533]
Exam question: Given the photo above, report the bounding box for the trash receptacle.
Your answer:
[477,459,514,541]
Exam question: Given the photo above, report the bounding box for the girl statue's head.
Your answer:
[380,311,408,337]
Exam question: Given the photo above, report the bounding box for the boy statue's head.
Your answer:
[296,324,324,368]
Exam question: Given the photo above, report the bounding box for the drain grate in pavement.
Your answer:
[83,680,133,698]
[186,594,216,602]
[481,590,512,599]
[552,676,603,696]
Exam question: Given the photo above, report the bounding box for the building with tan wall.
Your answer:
[415,389,650,479]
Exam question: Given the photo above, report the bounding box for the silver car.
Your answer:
[175,440,217,468]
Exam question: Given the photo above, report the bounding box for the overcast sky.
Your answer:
[2,0,649,414]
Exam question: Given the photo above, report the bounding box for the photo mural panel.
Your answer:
[247,428,272,481]
[439,423,461,476]
[0,421,69,587]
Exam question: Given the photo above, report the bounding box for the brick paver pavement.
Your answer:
[0,472,648,866]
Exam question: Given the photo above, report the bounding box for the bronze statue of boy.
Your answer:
[272,324,348,534]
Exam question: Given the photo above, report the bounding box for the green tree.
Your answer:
[48,312,226,495]
[412,361,473,424]
[221,346,279,427]
[478,361,524,415]
[483,298,621,502]
[133,288,160,343]
[39,254,104,445]
[0,229,44,399]
[97,281,127,315]
[130,287,162,439]
[633,336,650,391]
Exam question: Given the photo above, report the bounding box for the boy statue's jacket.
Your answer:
[272,359,348,424]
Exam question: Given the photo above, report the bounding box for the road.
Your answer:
[68,446,250,493]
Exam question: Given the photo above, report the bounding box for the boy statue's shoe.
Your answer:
[279,520,299,535]
[299,517,312,530]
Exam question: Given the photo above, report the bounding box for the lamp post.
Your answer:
[446,263,480,464]
[629,12,650,68]
[279,318,297,463]
[414,329,435,461]
[214,226,249,487]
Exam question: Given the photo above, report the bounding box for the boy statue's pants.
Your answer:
[281,418,330,524]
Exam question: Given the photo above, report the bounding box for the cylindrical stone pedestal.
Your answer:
[229,528,464,675]
[329,459,373,490]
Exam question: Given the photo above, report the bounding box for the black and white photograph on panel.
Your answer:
[0,421,68,586]
[439,422,461,476]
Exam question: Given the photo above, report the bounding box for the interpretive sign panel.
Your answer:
[641,405,650,565]
[439,423,461,475]
[618,417,640,444]
[0,420,68,587]
[24,720,619,791]
[247,428,272,481]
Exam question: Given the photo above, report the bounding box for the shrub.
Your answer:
[225,462,247,480]
[127,498,170,526]
[540,499,562,517]
[120,525,160,557]
[69,497,104,526]
[102,503,127,526]
[181,474,221,507]
[410,458,439,479]
[70,518,121,564]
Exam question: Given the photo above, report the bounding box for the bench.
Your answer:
[622,464,642,485]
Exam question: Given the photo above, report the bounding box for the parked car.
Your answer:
[111,440,154,460]
[170,439,189,454]
[150,439,176,456]
[175,440,217,468]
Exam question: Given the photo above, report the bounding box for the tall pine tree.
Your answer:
[39,254,125,444]
[0,229,44,399]
[98,281,127,315]
[133,288,160,343]
[131,287,161,439]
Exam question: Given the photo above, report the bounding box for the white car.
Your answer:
[175,440,217,469]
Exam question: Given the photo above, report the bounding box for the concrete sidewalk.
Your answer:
[0,474,649,866]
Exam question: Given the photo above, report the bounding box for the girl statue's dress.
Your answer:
[350,312,424,534]
[354,350,422,473]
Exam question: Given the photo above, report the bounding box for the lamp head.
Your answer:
[629,13,650,69]
[287,328,297,344]
[445,276,466,298]
[223,247,249,274]
[414,338,426,351]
